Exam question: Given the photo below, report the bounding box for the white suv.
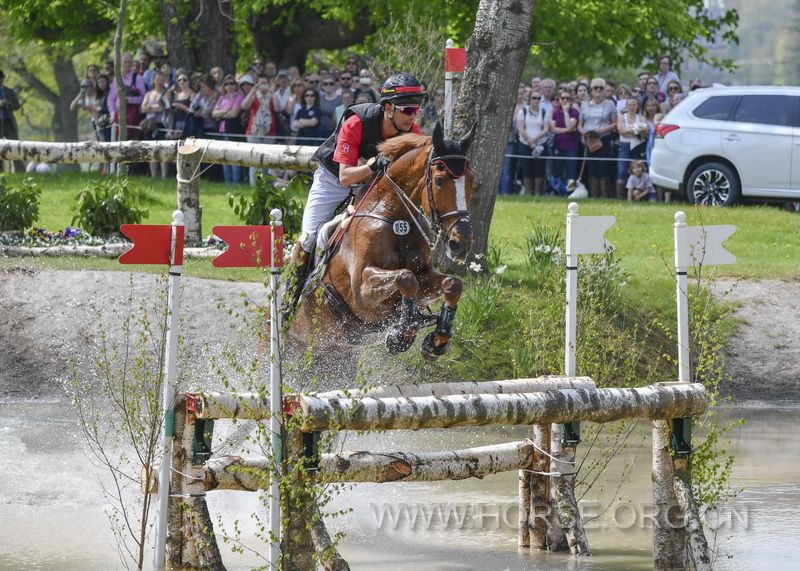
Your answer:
[650,86,800,206]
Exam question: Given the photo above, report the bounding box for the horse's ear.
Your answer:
[459,122,477,154]
[432,121,445,153]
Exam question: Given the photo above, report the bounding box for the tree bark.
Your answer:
[281,427,316,571]
[201,440,536,489]
[552,442,590,555]
[177,143,204,243]
[673,458,712,571]
[313,375,596,399]
[529,425,550,549]
[51,54,81,147]
[160,0,236,73]
[289,384,709,431]
[436,0,534,271]
[0,139,317,168]
[652,420,688,570]
[168,396,225,570]
[309,502,350,571]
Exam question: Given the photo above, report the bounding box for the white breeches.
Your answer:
[298,165,350,252]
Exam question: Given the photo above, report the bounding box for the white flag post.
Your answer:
[153,210,185,570]
[673,211,736,383]
[444,39,455,138]
[268,209,284,569]
[565,202,616,377]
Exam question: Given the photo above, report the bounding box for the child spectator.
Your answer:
[626,160,655,202]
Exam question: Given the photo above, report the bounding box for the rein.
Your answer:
[381,147,471,251]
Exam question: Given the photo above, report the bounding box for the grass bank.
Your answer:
[2,171,798,384]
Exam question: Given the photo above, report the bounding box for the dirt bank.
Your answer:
[1,267,798,402]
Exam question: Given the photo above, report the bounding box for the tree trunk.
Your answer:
[160,0,237,73]
[529,424,550,549]
[0,139,317,168]
[51,54,80,146]
[673,458,712,570]
[436,0,534,271]
[652,420,688,570]
[250,6,374,71]
[177,143,204,243]
[113,0,128,176]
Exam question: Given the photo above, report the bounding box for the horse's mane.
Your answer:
[377,133,430,161]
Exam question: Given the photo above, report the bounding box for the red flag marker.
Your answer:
[212,225,284,268]
[444,47,466,73]
[119,224,184,266]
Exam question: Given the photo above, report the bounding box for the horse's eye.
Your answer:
[434,176,445,187]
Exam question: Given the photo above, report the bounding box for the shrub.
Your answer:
[72,177,148,236]
[228,173,305,239]
[0,175,41,231]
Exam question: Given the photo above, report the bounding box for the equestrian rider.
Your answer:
[285,72,426,310]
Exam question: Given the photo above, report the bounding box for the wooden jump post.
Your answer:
[161,377,709,570]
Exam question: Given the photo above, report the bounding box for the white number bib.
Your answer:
[393,220,410,236]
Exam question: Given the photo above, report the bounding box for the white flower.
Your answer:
[469,261,483,273]
[495,265,508,275]
[473,253,484,260]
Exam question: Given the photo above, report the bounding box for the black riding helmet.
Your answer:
[379,73,425,106]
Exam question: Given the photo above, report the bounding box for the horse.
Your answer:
[287,122,475,364]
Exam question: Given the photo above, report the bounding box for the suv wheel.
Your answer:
[687,162,740,206]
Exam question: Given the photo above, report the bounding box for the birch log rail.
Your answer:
[169,379,711,571]
[0,138,317,169]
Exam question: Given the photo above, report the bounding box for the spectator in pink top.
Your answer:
[107,52,147,140]
[212,74,245,182]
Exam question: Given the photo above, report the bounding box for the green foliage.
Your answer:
[72,177,149,236]
[0,174,41,231]
[227,173,305,239]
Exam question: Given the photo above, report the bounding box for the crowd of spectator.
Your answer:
[501,55,703,202]
[61,48,697,199]
[70,51,447,183]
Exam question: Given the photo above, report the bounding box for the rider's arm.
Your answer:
[333,115,375,186]
[338,162,375,187]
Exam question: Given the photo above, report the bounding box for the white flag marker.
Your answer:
[565,202,616,376]
[673,211,736,382]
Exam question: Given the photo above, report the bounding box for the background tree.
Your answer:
[0,0,115,144]
[159,0,237,73]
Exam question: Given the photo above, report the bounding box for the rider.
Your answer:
[285,72,426,311]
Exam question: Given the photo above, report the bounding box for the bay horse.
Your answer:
[287,122,475,362]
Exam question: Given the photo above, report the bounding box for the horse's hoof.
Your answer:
[421,332,449,361]
[386,327,416,355]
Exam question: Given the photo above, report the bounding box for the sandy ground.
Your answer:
[1,267,799,402]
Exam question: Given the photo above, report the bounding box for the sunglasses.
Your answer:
[668,86,680,91]
[340,76,352,81]
[530,96,541,100]
[592,86,604,90]
[224,82,236,86]
[632,88,641,93]
[394,104,420,116]
[309,80,320,84]
[322,81,335,86]
[560,96,572,100]
[304,93,317,97]
[346,60,357,65]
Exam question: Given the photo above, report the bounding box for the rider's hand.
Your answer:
[369,154,392,172]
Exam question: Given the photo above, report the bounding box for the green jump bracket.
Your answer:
[164,408,175,438]
[192,418,215,465]
[671,417,692,458]
[563,420,581,446]
[302,430,321,473]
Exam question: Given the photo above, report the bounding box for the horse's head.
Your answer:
[425,121,476,261]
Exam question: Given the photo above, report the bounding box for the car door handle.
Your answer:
[723,134,740,141]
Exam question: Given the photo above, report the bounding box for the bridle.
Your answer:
[381,146,471,250]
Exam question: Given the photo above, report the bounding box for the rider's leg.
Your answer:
[284,166,350,316]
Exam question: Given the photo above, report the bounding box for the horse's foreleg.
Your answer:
[417,271,464,361]
[359,267,420,354]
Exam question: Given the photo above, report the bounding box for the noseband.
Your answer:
[382,147,471,250]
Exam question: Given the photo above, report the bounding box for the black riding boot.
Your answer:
[282,245,312,320]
